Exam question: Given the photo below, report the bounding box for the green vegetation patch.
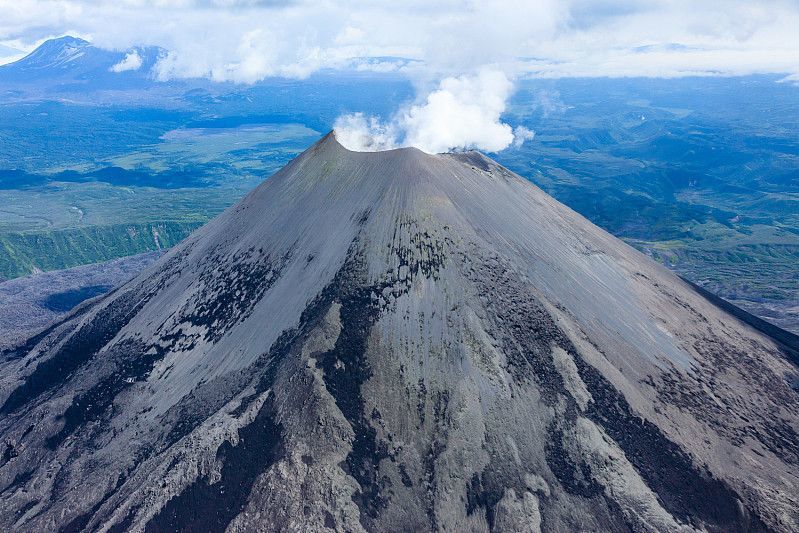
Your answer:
[0,220,204,279]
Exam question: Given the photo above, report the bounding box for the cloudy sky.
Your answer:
[1,0,798,82]
[2,0,797,152]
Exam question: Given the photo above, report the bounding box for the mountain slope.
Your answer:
[7,37,96,76]
[0,36,162,91]
[0,133,797,532]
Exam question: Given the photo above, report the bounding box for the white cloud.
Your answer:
[2,1,798,153]
[333,112,398,152]
[780,73,799,86]
[109,50,142,72]
[512,126,535,148]
[401,70,515,153]
[1,0,798,83]
[334,70,534,154]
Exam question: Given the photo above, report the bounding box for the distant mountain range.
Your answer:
[0,36,164,94]
[0,36,414,97]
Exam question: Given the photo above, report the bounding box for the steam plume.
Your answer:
[334,70,533,154]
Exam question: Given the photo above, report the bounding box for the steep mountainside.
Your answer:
[1,133,798,532]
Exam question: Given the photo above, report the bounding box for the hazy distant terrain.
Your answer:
[0,252,160,348]
[500,77,799,333]
[0,39,796,332]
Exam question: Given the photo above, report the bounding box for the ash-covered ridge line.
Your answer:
[0,131,797,532]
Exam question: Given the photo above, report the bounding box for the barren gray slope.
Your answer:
[0,132,797,532]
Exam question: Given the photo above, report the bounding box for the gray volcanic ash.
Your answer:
[1,132,798,532]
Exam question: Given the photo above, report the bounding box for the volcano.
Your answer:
[1,133,798,532]
[0,36,162,93]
